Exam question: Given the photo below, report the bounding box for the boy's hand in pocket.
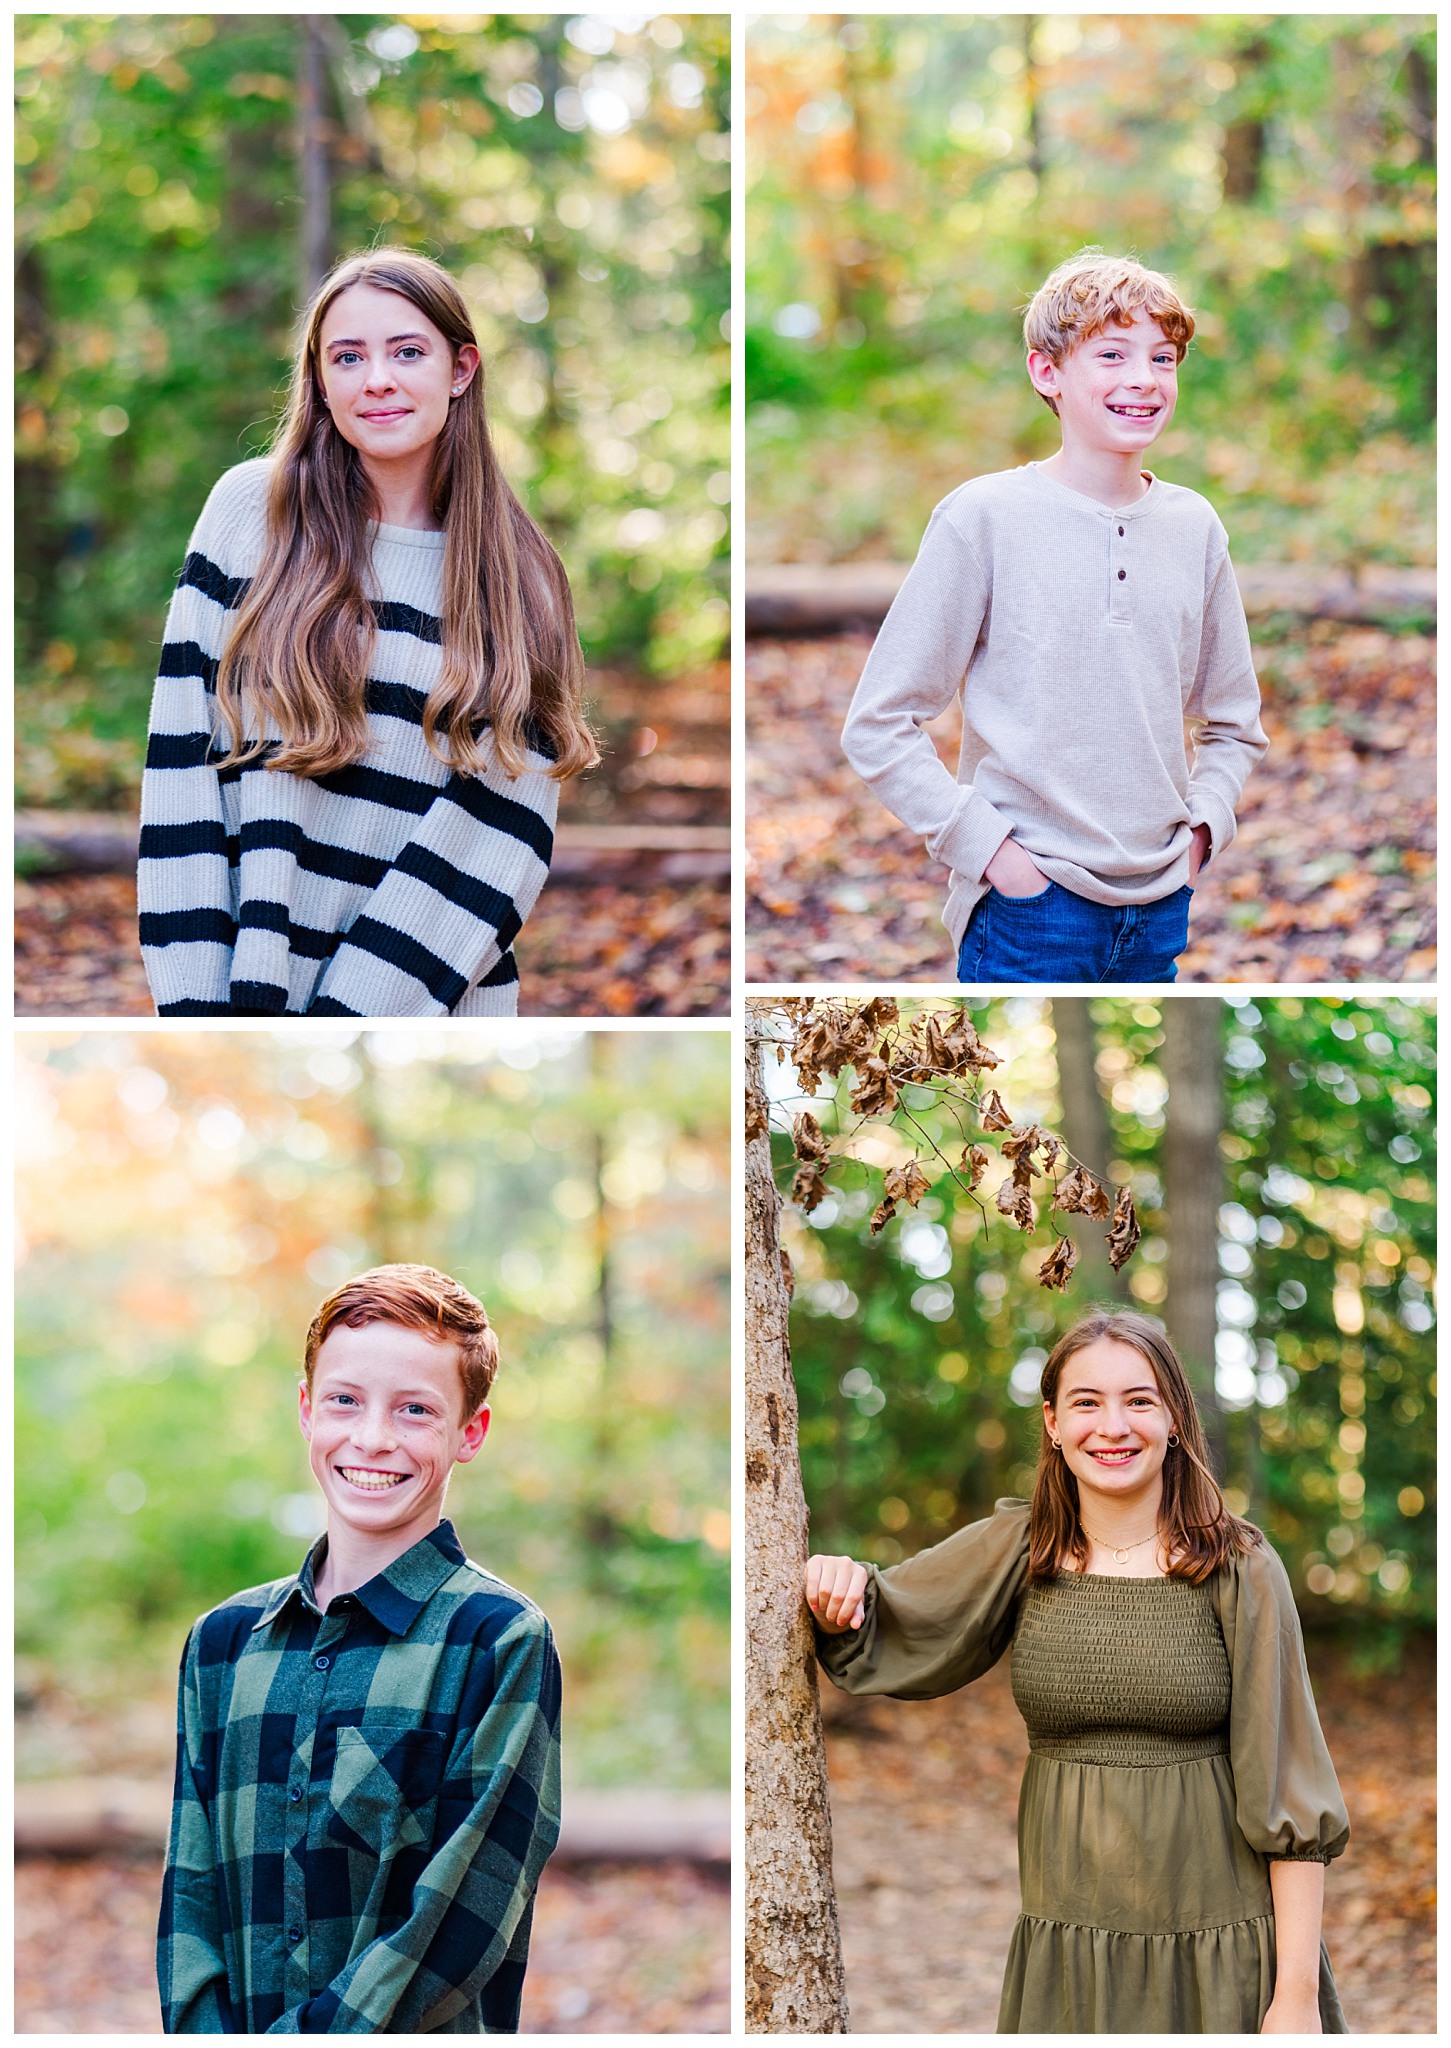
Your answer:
[984,836,1050,897]
[1187,822,1212,882]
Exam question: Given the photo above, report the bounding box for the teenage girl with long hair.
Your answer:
[807,1309,1349,2034]
[139,247,596,1016]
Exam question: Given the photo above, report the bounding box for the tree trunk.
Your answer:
[297,16,332,300]
[1161,1000,1226,1474]
[15,244,63,657]
[1220,36,1269,202]
[1048,998,1124,1303]
[744,1028,849,2033]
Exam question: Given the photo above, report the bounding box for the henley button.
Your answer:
[314,1654,330,1671]
[1117,569,1127,581]
[1118,525,1125,536]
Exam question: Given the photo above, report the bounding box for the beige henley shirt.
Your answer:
[841,463,1268,955]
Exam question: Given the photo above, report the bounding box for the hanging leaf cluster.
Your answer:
[749,997,1142,1291]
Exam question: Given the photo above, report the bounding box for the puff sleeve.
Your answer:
[815,1497,1031,1701]
[1213,1536,1350,1865]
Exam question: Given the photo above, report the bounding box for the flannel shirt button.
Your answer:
[314,1654,330,1671]
[289,1785,304,1803]
[288,1927,303,1945]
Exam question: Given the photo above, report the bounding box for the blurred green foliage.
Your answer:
[746,15,1434,568]
[770,997,1434,1645]
[16,1028,728,1786]
[16,13,728,809]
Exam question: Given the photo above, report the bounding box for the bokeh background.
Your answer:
[763,994,1434,2031]
[16,14,730,1017]
[16,1024,728,2031]
[744,14,1435,983]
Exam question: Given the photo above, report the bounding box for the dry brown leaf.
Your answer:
[995,1178,1036,1232]
[883,1159,932,1208]
[1053,1164,1112,1219]
[869,1196,896,1235]
[1039,1237,1079,1291]
[961,1144,989,1189]
[1106,1185,1142,1270]
[849,1054,899,1116]
[981,1090,1012,1132]
[791,1158,831,1212]
[792,1111,829,1161]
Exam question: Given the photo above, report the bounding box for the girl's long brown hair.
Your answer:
[1028,1309,1261,1583]
[216,248,596,783]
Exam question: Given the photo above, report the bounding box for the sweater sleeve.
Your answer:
[138,464,268,1015]
[305,747,558,1017]
[1184,537,1268,861]
[1214,1538,1350,1865]
[815,1498,1031,1701]
[841,502,1013,884]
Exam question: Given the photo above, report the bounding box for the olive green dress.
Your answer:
[815,1498,1350,2034]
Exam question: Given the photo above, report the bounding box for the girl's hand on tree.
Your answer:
[805,1554,868,1633]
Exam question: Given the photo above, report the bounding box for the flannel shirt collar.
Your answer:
[251,1517,467,1638]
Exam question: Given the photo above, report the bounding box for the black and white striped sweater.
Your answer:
[138,459,559,1016]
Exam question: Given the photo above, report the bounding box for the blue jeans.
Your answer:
[957,880,1192,985]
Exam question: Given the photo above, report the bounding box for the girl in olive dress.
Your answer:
[807,1309,1349,2035]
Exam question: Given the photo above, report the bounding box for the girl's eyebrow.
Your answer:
[1064,1384,1159,1397]
[326,332,432,349]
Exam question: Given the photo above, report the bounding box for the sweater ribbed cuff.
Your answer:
[1188,790,1237,865]
[929,787,1013,885]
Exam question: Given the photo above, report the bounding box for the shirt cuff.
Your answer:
[928,787,1013,885]
[1188,791,1237,864]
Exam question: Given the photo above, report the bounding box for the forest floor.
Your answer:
[823,1634,1434,2034]
[14,1853,729,2033]
[746,623,1435,984]
[14,661,730,1018]
[13,873,731,1017]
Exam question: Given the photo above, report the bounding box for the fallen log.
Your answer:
[745,560,1435,637]
[15,814,730,885]
[14,1777,729,1866]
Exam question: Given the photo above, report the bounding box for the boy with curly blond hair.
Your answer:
[842,250,1268,984]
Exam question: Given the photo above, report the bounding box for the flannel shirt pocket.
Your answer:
[327,1726,446,1855]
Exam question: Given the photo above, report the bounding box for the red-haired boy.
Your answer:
[158,1264,561,2033]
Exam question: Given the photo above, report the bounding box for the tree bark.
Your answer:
[1048,998,1124,1302]
[744,1026,849,2033]
[1161,1000,1226,1474]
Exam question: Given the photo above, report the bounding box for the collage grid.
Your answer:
[10,8,1437,2040]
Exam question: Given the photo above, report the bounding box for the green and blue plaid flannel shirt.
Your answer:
[158,1518,561,2033]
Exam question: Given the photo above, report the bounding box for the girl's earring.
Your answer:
[1168,1432,1180,1446]
[1050,1437,1062,1451]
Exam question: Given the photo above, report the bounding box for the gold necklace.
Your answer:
[1081,1522,1161,1567]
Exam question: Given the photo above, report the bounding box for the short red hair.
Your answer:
[304,1263,498,1419]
